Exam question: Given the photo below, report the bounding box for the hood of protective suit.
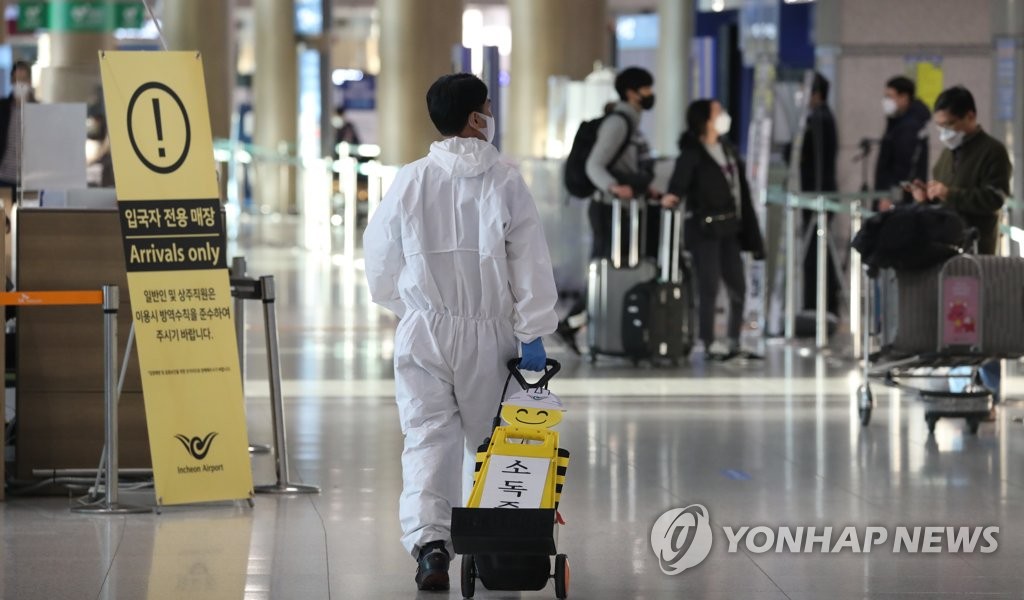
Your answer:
[428,137,500,178]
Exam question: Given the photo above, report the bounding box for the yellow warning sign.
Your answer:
[100,51,218,200]
[100,51,253,506]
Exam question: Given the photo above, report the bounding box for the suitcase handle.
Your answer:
[658,207,684,284]
[505,358,561,389]
[611,198,644,269]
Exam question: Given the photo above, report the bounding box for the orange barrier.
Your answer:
[0,291,105,306]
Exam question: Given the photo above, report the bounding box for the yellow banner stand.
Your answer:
[100,51,253,506]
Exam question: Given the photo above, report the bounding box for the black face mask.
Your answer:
[640,93,656,110]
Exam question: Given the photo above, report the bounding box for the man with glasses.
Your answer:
[909,85,1009,256]
[909,85,1011,407]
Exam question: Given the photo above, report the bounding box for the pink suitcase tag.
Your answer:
[941,276,980,348]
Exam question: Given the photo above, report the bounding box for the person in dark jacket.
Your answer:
[0,61,36,197]
[663,99,764,361]
[910,85,1010,408]
[795,73,841,317]
[874,76,930,210]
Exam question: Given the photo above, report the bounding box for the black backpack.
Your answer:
[563,112,633,198]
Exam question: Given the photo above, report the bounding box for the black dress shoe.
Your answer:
[415,541,450,591]
[556,320,582,355]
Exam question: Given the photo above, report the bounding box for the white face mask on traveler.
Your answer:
[882,97,898,117]
[714,112,732,135]
[938,126,964,150]
[473,112,495,144]
[12,83,30,101]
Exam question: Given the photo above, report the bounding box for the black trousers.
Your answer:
[685,219,746,347]
[800,210,840,315]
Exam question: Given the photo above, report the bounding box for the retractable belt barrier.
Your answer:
[766,188,1024,355]
[0,286,150,514]
[229,270,319,496]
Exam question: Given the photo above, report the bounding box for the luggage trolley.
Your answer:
[452,359,571,600]
[857,252,1024,433]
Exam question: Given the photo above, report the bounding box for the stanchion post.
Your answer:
[232,257,271,456]
[850,199,863,358]
[784,194,797,340]
[254,275,319,495]
[232,256,247,381]
[72,285,148,515]
[815,195,829,350]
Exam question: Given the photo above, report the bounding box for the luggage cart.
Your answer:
[856,253,1018,434]
[453,359,570,600]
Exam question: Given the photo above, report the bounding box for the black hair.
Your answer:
[615,67,654,101]
[812,72,830,101]
[934,85,976,118]
[426,73,488,136]
[685,99,714,138]
[10,61,30,82]
[885,76,915,99]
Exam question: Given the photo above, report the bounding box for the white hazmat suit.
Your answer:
[363,136,558,558]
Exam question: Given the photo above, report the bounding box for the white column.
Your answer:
[655,0,694,157]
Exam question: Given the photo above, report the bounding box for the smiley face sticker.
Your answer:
[501,388,565,430]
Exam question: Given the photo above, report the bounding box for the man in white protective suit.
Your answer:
[363,73,558,592]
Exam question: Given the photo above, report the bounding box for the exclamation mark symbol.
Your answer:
[152,98,165,158]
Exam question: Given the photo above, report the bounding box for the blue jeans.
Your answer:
[979,360,1001,404]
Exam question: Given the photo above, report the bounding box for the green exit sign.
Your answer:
[18,1,146,33]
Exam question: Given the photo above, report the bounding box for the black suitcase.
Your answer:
[622,207,695,364]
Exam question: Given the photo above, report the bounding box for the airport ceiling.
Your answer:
[232,0,660,12]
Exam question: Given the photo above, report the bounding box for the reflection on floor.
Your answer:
[4,228,1024,600]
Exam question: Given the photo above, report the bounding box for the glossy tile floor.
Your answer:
[5,218,1024,599]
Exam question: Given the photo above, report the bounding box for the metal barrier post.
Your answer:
[784,194,797,340]
[815,195,829,349]
[850,199,863,358]
[232,257,271,456]
[72,285,149,515]
[232,256,247,381]
[254,276,319,495]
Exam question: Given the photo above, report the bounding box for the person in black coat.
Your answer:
[0,61,36,195]
[663,99,764,360]
[795,73,840,316]
[874,76,930,210]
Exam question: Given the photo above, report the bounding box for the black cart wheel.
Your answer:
[926,415,939,433]
[967,418,981,435]
[461,554,476,599]
[859,407,872,427]
[554,553,570,599]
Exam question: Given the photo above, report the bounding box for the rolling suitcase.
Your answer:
[891,255,1024,357]
[621,206,695,364]
[586,198,657,360]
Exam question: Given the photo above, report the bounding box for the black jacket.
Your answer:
[874,99,931,201]
[798,104,838,192]
[667,132,765,257]
[0,96,14,167]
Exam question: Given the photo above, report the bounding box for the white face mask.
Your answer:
[882,97,898,117]
[12,82,30,101]
[938,125,964,150]
[714,111,732,135]
[331,116,344,129]
[473,111,495,144]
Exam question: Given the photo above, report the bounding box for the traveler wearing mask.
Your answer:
[662,99,764,360]
[363,73,558,591]
[909,84,1010,406]
[794,73,841,317]
[0,61,36,197]
[874,76,930,211]
[557,66,662,352]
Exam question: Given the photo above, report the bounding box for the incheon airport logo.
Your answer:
[174,432,219,461]
[652,504,999,575]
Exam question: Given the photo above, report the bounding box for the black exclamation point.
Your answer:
[152,98,165,158]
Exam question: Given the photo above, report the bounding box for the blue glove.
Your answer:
[519,338,547,372]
